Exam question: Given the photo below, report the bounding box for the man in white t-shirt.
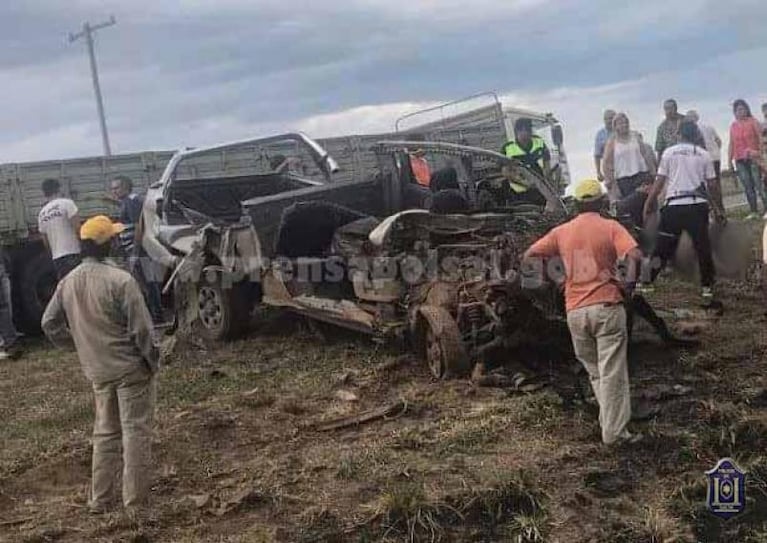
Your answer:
[643,121,723,306]
[38,178,82,279]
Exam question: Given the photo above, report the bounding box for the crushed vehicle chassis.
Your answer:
[260,208,564,378]
[145,136,566,377]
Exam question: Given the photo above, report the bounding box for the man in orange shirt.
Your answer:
[523,179,642,445]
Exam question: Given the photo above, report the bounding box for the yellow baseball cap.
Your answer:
[80,215,125,245]
[573,179,606,202]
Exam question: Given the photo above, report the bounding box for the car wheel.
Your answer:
[414,305,470,379]
[196,272,256,341]
[17,249,58,333]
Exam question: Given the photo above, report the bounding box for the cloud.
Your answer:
[296,101,432,137]
[0,0,765,187]
[0,122,100,159]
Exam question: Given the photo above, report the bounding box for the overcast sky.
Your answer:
[1,0,765,180]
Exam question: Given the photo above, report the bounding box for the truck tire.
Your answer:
[196,272,258,341]
[413,305,470,379]
[16,250,58,333]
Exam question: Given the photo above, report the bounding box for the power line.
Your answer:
[69,16,116,157]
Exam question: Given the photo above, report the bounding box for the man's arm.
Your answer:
[123,278,159,373]
[707,175,726,224]
[541,144,552,179]
[522,230,559,290]
[41,285,74,349]
[602,138,616,189]
[135,212,145,246]
[66,200,81,241]
[38,215,50,253]
[70,214,81,240]
[645,149,670,220]
[643,175,666,222]
[704,155,725,223]
[594,132,604,181]
[728,132,734,170]
[611,223,641,289]
[523,230,558,260]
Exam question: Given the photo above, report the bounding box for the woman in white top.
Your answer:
[603,113,657,198]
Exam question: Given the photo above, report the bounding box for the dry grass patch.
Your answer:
[360,471,547,542]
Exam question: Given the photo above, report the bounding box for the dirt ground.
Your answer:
[2,224,767,542]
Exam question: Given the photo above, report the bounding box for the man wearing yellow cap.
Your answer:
[524,179,642,446]
[41,215,158,513]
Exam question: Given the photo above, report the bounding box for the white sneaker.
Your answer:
[746,213,759,220]
[762,211,767,220]
[0,350,9,361]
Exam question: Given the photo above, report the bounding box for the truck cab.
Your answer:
[394,92,571,191]
[501,107,570,189]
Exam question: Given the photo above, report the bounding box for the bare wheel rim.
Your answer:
[198,286,223,329]
[425,328,444,378]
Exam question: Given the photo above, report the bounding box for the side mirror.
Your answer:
[552,125,564,148]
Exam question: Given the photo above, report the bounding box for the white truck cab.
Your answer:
[394,92,571,191]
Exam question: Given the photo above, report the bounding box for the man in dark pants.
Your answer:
[110,175,164,324]
[644,121,724,307]
[608,181,699,346]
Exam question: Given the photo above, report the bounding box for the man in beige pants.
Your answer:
[42,215,158,513]
[524,179,642,445]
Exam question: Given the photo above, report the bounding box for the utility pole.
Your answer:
[69,16,116,156]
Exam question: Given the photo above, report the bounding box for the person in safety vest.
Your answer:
[503,118,551,177]
[501,118,550,205]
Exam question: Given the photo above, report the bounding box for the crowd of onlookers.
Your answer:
[594,98,767,220]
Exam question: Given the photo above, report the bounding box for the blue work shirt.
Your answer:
[118,193,144,255]
[594,128,613,159]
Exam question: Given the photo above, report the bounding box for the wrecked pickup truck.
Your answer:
[142,135,566,377]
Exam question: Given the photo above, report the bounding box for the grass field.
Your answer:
[1,221,766,542]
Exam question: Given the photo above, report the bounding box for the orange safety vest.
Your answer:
[409,155,431,187]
